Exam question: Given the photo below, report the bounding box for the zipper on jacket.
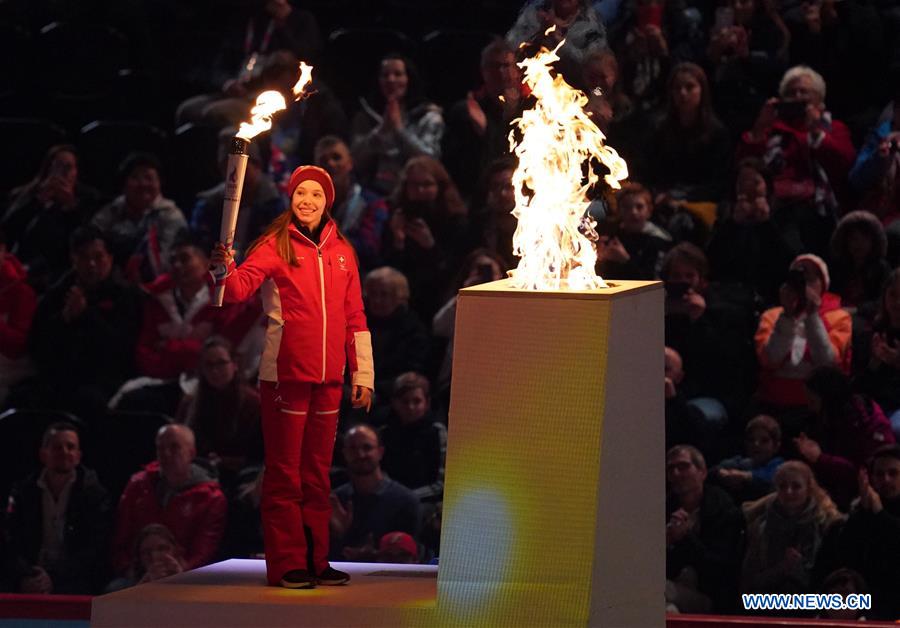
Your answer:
[316,248,327,383]
[294,225,332,384]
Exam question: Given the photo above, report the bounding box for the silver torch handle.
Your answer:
[213,137,250,307]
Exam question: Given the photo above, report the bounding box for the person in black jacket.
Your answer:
[26,227,142,417]
[378,373,446,503]
[363,267,429,404]
[666,445,744,614]
[814,445,900,620]
[5,422,111,594]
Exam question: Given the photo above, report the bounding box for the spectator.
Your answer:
[662,242,756,421]
[5,422,111,594]
[597,182,670,280]
[190,129,285,260]
[376,531,419,564]
[666,445,744,613]
[383,156,470,320]
[714,414,785,504]
[828,211,891,320]
[472,158,519,273]
[616,0,672,117]
[378,373,447,502]
[91,152,187,284]
[741,461,843,596]
[314,136,389,272]
[506,0,607,87]
[737,65,856,257]
[442,39,527,200]
[27,227,142,416]
[754,253,851,414]
[175,336,262,481]
[856,268,900,435]
[432,249,507,400]
[111,424,226,576]
[647,63,732,205]
[706,158,794,306]
[0,145,102,291]
[351,54,443,196]
[363,267,429,404]
[815,445,900,620]
[106,524,185,592]
[706,0,789,136]
[135,234,258,380]
[0,229,36,406]
[796,365,894,511]
[849,82,900,227]
[330,424,421,562]
[816,568,869,621]
[175,1,322,127]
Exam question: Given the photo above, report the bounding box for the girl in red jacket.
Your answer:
[211,165,374,589]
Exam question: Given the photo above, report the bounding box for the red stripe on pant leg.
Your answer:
[260,380,312,584]
[301,383,344,574]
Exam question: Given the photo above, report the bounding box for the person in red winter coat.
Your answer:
[111,424,226,576]
[135,235,259,379]
[0,232,36,404]
[210,165,374,589]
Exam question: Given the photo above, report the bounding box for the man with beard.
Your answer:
[816,445,900,620]
[329,424,420,562]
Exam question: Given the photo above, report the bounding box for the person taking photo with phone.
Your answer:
[737,65,856,257]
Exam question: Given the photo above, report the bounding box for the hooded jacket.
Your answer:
[217,220,374,388]
[111,461,226,575]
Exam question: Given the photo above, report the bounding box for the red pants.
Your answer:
[259,380,342,585]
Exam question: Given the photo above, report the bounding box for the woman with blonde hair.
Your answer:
[741,460,843,595]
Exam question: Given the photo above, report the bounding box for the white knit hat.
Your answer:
[790,253,830,291]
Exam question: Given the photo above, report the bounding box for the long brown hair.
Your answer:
[246,208,357,267]
[246,210,300,266]
[390,156,467,218]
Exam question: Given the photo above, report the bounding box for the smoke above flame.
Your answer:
[508,41,628,291]
[236,62,315,141]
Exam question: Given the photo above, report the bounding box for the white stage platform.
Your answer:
[90,559,437,628]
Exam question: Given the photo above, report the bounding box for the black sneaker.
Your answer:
[316,566,350,585]
[280,569,315,589]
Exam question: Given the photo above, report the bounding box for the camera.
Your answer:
[785,268,808,311]
[776,100,807,123]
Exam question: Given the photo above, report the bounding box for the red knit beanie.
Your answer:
[287,165,335,211]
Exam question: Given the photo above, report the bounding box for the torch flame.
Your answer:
[508,40,628,291]
[236,91,287,141]
[292,61,314,100]
[236,63,315,140]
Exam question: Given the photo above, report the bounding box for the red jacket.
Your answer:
[218,221,374,387]
[111,461,226,575]
[738,116,856,205]
[135,274,260,378]
[0,253,36,359]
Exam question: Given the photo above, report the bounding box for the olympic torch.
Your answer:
[212,62,314,306]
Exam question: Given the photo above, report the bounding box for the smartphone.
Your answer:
[785,268,807,310]
[776,100,807,123]
[665,281,691,299]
